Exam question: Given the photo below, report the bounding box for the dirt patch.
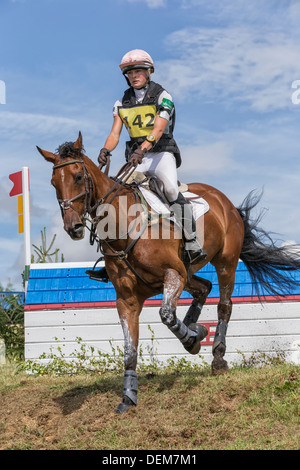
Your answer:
[0,366,299,450]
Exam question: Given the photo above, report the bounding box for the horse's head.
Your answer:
[37,131,91,240]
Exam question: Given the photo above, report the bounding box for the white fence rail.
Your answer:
[25,302,300,366]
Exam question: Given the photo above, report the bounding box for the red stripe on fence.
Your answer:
[24,294,300,311]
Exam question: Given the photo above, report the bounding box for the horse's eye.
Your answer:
[75,173,83,184]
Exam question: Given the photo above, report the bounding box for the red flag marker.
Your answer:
[9,171,23,197]
[8,167,31,295]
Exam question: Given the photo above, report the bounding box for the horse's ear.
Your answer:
[36,146,56,163]
[73,131,83,150]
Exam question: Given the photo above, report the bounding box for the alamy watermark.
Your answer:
[93,196,205,248]
[291,80,300,105]
[0,80,6,104]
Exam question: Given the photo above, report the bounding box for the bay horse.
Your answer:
[37,132,300,413]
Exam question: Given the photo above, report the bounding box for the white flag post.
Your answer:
[22,167,31,295]
[9,167,31,296]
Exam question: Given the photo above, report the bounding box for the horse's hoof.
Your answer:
[115,402,131,414]
[184,323,208,355]
[185,339,201,355]
[115,397,136,414]
[190,323,208,341]
[211,358,229,376]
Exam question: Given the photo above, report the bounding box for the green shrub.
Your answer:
[0,294,24,361]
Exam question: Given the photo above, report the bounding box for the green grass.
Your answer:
[0,359,299,450]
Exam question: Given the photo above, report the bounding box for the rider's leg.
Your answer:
[139,152,206,264]
[137,151,179,202]
[169,192,207,264]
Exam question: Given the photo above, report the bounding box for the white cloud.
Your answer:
[0,111,90,140]
[180,141,233,176]
[123,0,166,8]
[179,0,300,27]
[154,2,300,112]
[0,237,22,254]
[45,212,99,263]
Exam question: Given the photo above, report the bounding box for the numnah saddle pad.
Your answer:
[138,184,209,221]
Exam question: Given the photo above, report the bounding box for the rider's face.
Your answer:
[127,69,149,89]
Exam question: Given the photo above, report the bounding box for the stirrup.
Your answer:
[186,247,207,265]
[184,236,207,264]
[85,266,109,283]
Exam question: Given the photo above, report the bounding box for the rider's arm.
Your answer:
[140,91,174,153]
[140,115,168,153]
[103,114,123,152]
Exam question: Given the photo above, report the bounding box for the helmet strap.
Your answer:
[124,75,131,87]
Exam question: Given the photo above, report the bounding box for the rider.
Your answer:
[91,49,206,281]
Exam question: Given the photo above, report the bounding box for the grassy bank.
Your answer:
[0,360,299,450]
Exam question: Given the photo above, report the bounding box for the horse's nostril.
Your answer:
[73,223,84,233]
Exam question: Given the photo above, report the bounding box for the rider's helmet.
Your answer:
[119,49,155,76]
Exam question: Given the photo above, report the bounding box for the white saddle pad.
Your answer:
[138,185,209,221]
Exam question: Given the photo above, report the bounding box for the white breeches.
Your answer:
[136,151,179,202]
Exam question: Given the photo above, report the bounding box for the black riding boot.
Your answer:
[169,193,207,265]
[85,266,109,283]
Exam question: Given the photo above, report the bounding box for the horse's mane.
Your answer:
[56,141,85,159]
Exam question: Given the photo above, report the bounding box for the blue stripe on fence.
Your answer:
[24,262,300,306]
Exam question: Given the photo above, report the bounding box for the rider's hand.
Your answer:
[129,146,147,166]
[98,148,111,165]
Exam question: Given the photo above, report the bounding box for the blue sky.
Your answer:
[1,0,300,290]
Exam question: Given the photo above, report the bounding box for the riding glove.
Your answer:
[98,148,111,165]
[129,146,147,166]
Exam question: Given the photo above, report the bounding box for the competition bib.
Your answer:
[118,104,157,138]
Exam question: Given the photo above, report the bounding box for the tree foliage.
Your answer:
[0,294,24,360]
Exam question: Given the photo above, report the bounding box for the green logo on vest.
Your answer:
[161,98,173,110]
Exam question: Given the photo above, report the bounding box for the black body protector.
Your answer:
[86,83,206,283]
[118,81,182,167]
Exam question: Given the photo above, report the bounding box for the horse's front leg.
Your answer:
[183,274,212,326]
[115,295,143,414]
[159,269,207,355]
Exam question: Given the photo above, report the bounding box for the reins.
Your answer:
[94,159,139,213]
[53,153,160,292]
[92,160,160,292]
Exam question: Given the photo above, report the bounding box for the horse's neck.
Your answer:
[94,169,115,200]
[88,163,141,249]
[89,162,135,215]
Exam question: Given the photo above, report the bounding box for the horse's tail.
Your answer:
[236,191,300,297]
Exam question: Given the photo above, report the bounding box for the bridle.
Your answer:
[52,152,148,246]
[52,152,159,292]
[52,154,137,221]
[53,157,99,221]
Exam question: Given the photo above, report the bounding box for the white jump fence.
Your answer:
[24,262,300,367]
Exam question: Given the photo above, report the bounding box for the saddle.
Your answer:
[86,172,209,283]
[127,171,188,205]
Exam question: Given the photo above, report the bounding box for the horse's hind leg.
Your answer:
[211,259,237,375]
[159,269,208,354]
